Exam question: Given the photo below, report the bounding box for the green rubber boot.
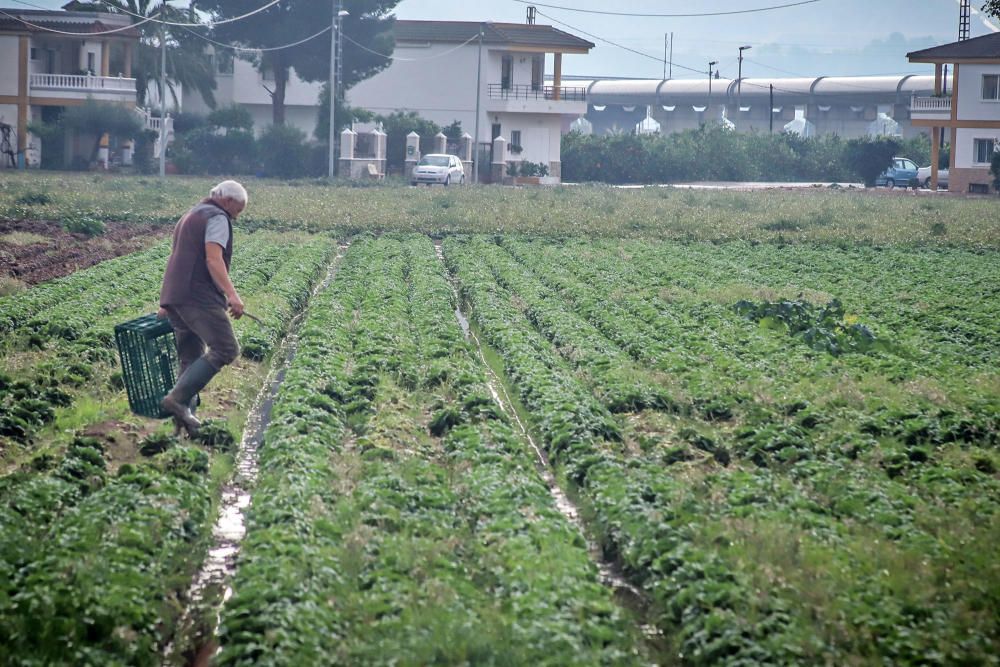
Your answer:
[162,357,218,436]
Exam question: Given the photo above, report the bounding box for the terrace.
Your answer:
[910,95,952,120]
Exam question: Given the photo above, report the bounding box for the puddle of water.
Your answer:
[163,244,349,666]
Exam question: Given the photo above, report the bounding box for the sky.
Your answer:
[13,0,1000,80]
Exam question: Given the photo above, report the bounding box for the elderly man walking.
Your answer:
[158,180,247,435]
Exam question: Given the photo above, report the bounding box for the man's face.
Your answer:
[219,196,245,219]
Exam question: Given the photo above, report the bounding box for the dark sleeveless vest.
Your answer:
[159,198,233,307]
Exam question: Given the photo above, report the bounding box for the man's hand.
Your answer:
[228,293,245,319]
[157,307,168,320]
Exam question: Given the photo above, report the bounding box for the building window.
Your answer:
[87,52,96,74]
[531,55,543,91]
[30,47,38,60]
[983,74,1000,101]
[510,130,522,153]
[215,51,234,75]
[973,138,998,164]
[491,123,501,140]
[501,55,513,90]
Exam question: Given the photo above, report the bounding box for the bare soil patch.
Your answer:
[0,219,168,285]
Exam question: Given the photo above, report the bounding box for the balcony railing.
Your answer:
[488,83,587,102]
[29,73,137,94]
[911,96,951,113]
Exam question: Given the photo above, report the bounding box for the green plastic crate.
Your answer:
[114,313,177,419]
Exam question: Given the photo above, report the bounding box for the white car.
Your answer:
[411,154,465,186]
[917,165,949,190]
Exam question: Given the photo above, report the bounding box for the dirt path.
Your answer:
[0,219,168,285]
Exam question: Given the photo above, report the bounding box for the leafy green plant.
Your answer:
[61,214,105,237]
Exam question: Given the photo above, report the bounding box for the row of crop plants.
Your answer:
[218,234,647,665]
[443,236,1000,664]
[0,234,336,665]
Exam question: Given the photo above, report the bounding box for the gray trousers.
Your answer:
[164,304,240,373]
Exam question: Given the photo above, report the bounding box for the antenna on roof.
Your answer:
[959,0,971,41]
[526,5,536,24]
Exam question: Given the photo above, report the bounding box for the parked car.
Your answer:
[917,165,949,189]
[411,154,465,186]
[875,157,919,189]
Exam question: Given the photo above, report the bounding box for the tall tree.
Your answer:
[984,1,999,18]
[74,0,217,108]
[197,0,398,125]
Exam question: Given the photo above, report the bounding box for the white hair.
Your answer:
[210,180,248,205]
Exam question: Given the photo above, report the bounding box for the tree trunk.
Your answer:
[272,66,288,126]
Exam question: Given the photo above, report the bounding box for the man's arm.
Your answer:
[205,243,244,318]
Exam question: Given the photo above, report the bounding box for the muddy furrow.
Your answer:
[432,241,663,650]
[163,243,350,667]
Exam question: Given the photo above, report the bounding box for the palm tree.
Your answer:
[101,0,217,109]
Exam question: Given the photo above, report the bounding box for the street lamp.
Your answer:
[737,45,752,115]
[328,3,349,179]
[708,60,718,100]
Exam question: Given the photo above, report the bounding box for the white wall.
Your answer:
[498,112,562,165]
[955,127,1000,168]
[957,63,1000,122]
[349,42,485,139]
[0,36,20,96]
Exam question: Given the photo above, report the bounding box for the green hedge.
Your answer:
[562,126,933,184]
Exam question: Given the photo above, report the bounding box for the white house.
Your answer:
[183,48,324,138]
[909,32,1000,193]
[0,6,147,168]
[348,20,594,180]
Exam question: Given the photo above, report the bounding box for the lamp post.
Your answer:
[328,2,349,179]
[158,0,169,178]
[737,45,751,114]
[472,22,483,184]
[708,60,717,100]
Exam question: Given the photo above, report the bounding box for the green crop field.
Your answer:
[0,173,997,665]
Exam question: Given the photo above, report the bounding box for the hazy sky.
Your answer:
[14,0,1000,79]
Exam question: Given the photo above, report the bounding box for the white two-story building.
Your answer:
[908,32,1000,193]
[0,6,141,168]
[348,20,594,180]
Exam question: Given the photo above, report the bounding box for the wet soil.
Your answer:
[0,219,168,285]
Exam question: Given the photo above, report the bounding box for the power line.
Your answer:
[2,4,158,34]
[185,24,331,53]
[340,32,480,62]
[513,0,822,18]
[96,0,284,27]
[534,9,705,76]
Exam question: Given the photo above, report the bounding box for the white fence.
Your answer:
[29,73,137,93]
[910,96,952,113]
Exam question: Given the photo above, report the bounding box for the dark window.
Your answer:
[510,130,521,150]
[87,52,95,74]
[501,55,513,89]
[973,138,996,163]
[29,47,37,60]
[491,123,501,140]
[982,74,999,101]
[216,51,234,75]
[531,55,543,90]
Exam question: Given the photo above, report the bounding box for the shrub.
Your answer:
[171,126,257,175]
[992,150,1000,193]
[844,136,899,187]
[62,215,105,237]
[258,124,311,178]
[207,105,254,132]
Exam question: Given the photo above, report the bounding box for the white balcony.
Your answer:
[29,73,137,102]
[485,84,588,115]
[911,95,951,121]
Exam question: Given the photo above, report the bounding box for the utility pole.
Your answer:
[473,23,483,184]
[327,0,344,179]
[769,84,774,133]
[663,33,667,80]
[669,32,673,79]
[737,45,751,121]
[158,3,167,178]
